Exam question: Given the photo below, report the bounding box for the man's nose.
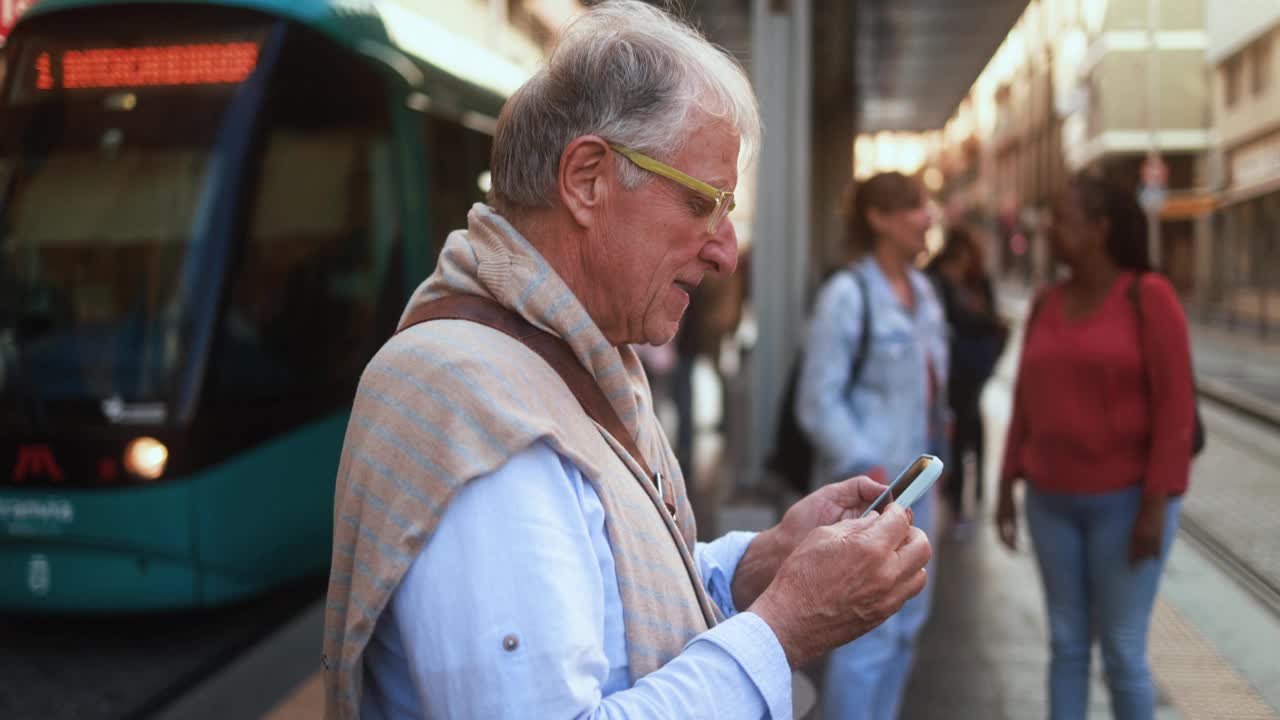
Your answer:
[701,219,739,276]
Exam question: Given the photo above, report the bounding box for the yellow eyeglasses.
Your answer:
[609,143,736,234]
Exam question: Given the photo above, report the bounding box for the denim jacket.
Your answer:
[795,257,950,488]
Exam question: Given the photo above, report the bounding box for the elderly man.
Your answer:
[323,2,932,718]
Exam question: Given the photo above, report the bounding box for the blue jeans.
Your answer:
[1024,485,1181,720]
[823,489,937,720]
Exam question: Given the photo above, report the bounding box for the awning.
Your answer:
[1159,193,1217,220]
[1216,175,1280,209]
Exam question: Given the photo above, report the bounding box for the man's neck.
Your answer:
[509,210,625,344]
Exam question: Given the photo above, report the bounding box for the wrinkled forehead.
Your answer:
[671,120,741,188]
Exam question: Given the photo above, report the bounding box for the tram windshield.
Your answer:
[0,19,266,421]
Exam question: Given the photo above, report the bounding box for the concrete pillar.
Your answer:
[810,0,856,274]
[747,0,812,489]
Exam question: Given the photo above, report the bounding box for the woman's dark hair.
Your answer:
[843,172,924,255]
[927,225,987,287]
[1071,174,1151,272]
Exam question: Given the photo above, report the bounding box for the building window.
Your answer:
[1252,35,1272,97]
[1225,55,1242,108]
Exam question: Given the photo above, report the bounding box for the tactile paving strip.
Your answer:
[1150,598,1278,719]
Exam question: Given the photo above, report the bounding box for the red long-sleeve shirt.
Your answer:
[1001,272,1195,498]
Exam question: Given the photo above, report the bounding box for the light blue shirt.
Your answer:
[360,441,793,719]
[795,257,949,489]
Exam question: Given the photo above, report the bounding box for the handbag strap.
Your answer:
[397,294,677,519]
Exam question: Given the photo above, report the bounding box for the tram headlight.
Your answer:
[124,437,168,481]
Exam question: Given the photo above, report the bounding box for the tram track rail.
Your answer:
[1197,378,1280,437]
[1180,389,1280,622]
[1178,513,1280,622]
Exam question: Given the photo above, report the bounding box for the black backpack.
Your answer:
[766,269,872,494]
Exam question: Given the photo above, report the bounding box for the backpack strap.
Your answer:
[397,294,677,519]
[1127,271,1206,456]
[848,268,873,387]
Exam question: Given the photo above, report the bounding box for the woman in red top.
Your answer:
[995,175,1196,720]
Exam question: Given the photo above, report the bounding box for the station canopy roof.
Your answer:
[857,0,1029,132]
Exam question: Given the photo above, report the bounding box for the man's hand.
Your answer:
[731,475,890,610]
[748,504,931,668]
[776,474,891,546]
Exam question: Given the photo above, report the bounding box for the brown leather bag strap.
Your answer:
[397,295,676,519]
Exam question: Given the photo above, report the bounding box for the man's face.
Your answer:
[592,123,740,346]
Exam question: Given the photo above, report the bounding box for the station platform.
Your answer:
[99,282,1280,720]
[897,507,1280,720]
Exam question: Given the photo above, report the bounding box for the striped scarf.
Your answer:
[323,204,720,718]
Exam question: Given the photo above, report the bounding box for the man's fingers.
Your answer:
[824,475,889,510]
[901,563,929,600]
[855,475,890,505]
[863,502,912,545]
[829,514,875,537]
[895,526,932,574]
[878,551,930,616]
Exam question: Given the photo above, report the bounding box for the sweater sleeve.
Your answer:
[1135,275,1196,497]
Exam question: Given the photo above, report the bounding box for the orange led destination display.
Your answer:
[33,42,260,91]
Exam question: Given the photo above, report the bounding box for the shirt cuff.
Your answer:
[695,531,758,617]
[689,611,793,720]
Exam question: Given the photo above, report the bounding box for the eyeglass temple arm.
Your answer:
[610,144,727,201]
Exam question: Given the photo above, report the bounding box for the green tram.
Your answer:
[0,0,513,610]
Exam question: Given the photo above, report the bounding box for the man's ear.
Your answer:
[558,136,611,228]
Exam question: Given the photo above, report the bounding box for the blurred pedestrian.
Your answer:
[795,171,949,720]
[323,3,932,718]
[926,225,1007,532]
[996,175,1196,720]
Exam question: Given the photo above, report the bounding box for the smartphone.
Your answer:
[860,454,944,518]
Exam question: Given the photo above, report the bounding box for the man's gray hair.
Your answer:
[490,0,761,210]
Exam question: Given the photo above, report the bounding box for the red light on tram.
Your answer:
[12,445,64,483]
[38,42,259,91]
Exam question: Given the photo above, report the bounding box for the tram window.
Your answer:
[0,86,230,403]
[206,29,396,403]
[423,115,492,260]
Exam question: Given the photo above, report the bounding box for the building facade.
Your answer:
[1205,5,1280,335]
[1061,0,1210,294]
[935,0,1222,296]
